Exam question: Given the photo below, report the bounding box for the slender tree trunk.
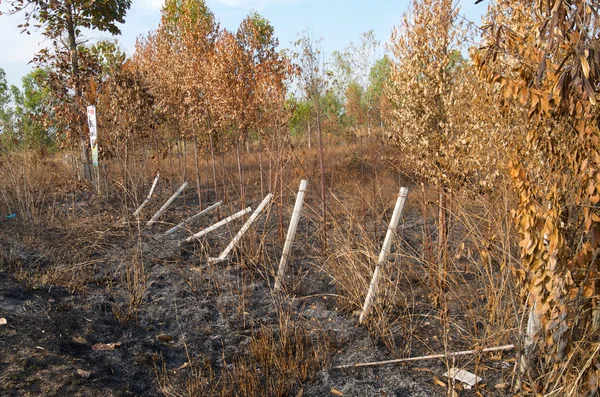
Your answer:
[269,132,275,193]
[316,107,327,245]
[307,119,311,149]
[66,7,91,182]
[168,143,174,192]
[194,135,202,210]
[176,134,184,181]
[236,136,246,208]
[209,131,220,216]
[437,188,448,294]
[259,133,264,198]
[278,128,284,242]
[182,138,187,207]
[220,152,228,205]
[124,139,129,209]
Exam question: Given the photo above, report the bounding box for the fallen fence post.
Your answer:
[164,201,222,236]
[274,180,308,290]
[209,193,274,263]
[146,182,188,227]
[359,186,408,324]
[180,207,252,246]
[332,344,515,369]
[134,173,160,218]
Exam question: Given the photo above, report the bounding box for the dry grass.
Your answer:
[0,152,75,223]
[0,139,533,394]
[157,307,332,397]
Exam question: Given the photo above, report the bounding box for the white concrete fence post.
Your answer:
[274,180,308,290]
[359,186,408,324]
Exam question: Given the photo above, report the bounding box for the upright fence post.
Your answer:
[359,186,408,324]
[274,180,308,290]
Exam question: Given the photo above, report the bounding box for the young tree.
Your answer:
[475,0,600,392]
[387,0,468,297]
[293,30,330,242]
[0,68,18,150]
[12,69,54,151]
[2,0,132,180]
[134,0,217,203]
[332,31,381,137]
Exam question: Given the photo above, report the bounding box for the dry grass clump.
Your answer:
[157,308,332,397]
[111,230,149,326]
[320,172,521,367]
[0,152,75,222]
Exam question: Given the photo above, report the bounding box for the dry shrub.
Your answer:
[0,152,73,222]
[157,308,332,397]
[112,231,148,326]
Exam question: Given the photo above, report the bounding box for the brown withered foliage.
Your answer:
[475,0,600,393]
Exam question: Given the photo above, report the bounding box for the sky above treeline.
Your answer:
[0,0,489,88]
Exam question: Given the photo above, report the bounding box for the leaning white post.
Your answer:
[210,193,274,263]
[146,182,188,226]
[134,173,160,218]
[359,187,408,324]
[164,201,222,236]
[274,180,308,290]
[180,207,252,246]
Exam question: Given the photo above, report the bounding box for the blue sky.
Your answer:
[0,0,488,88]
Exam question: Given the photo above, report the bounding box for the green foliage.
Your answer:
[0,69,18,151]
[161,0,215,40]
[90,40,127,80]
[13,69,54,150]
[288,96,312,137]
[4,0,132,38]
[369,56,390,99]
[0,69,14,133]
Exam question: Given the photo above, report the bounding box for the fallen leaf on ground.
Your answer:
[92,342,121,351]
[0,318,6,325]
[157,334,173,342]
[72,336,87,344]
[433,376,447,387]
[331,389,344,396]
[176,362,189,370]
[76,369,91,378]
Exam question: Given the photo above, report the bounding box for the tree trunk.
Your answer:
[209,131,219,216]
[194,135,202,210]
[236,136,246,208]
[316,107,327,245]
[437,188,448,294]
[182,138,187,207]
[259,134,264,198]
[66,6,91,182]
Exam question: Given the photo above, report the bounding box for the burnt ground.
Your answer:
[0,182,517,397]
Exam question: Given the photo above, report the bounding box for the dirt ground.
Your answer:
[0,158,517,396]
